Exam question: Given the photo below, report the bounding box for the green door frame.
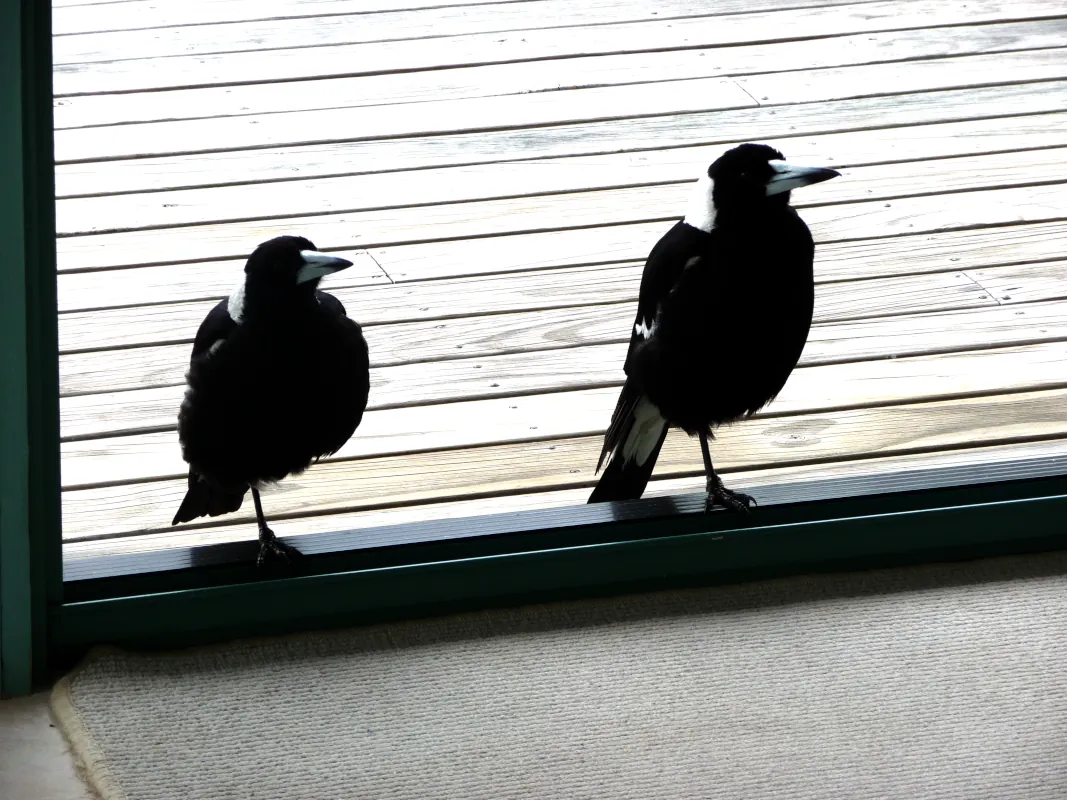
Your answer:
[0,0,61,697]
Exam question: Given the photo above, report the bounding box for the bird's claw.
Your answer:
[256,527,304,567]
[704,476,757,514]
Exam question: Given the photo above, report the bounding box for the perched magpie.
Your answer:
[588,143,839,512]
[171,235,370,566]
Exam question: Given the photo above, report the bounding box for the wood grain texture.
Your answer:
[51,0,538,35]
[56,130,1067,235]
[56,77,756,162]
[57,270,1064,440]
[55,19,1067,128]
[816,222,1067,283]
[62,215,1067,311]
[52,0,1066,95]
[57,250,390,314]
[57,249,388,316]
[54,50,1067,162]
[59,264,646,353]
[52,0,859,39]
[54,181,1067,272]
[60,338,1067,488]
[55,81,1067,198]
[60,282,1067,401]
[58,269,998,393]
[736,46,1067,105]
[60,387,1067,538]
[61,251,1039,362]
[53,0,924,65]
[371,218,1067,284]
[63,436,1067,554]
[967,260,1067,305]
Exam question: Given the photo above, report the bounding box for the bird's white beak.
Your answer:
[296,250,354,284]
[765,161,840,196]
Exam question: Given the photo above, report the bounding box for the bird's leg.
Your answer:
[699,432,756,514]
[252,487,303,567]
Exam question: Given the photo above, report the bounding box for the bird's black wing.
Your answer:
[623,221,711,372]
[174,297,247,526]
[310,288,369,459]
[190,298,238,361]
[596,222,710,473]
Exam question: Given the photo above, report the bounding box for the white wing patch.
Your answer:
[208,339,225,355]
[227,281,246,323]
[634,318,657,339]
[620,396,668,466]
[682,173,717,233]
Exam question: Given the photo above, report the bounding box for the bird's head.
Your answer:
[244,235,353,291]
[231,235,353,321]
[685,143,840,231]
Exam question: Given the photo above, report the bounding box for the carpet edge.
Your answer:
[50,647,129,800]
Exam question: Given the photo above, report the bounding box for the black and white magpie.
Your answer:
[171,235,370,566]
[588,143,839,512]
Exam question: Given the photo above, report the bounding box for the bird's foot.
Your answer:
[704,474,757,514]
[256,526,303,567]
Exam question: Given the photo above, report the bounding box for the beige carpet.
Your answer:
[52,551,1067,800]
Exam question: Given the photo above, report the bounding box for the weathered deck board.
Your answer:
[55,49,1067,161]
[53,0,857,40]
[57,265,1010,361]
[54,182,1067,272]
[55,81,1067,197]
[65,436,1067,555]
[55,78,758,163]
[51,0,539,35]
[57,132,1067,235]
[61,337,1067,489]
[60,265,1067,389]
[968,261,1067,304]
[56,19,1067,128]
[371,219,1067,285]
[56,271,993,396]
[57,281,1065,439]
[61,387,1067,538]
[56,217,1067,312]
[52,1,1066,95]
[59,265,645,354]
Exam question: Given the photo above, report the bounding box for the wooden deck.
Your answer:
[55,0,1067,562]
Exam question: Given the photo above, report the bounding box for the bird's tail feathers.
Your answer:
[171,470,247,525]
[589,387,669,503]
[596,381,642,473]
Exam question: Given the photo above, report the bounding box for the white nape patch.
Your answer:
[227,281,246,323]
[682,173,717,233]
[634,318,656,340]
[620,396,667,466]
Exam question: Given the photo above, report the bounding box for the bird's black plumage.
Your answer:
[172,235,370,565]
[589,143,839,511]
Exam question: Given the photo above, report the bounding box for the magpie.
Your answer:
[588,143,839,512]
[171,235,370,566]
